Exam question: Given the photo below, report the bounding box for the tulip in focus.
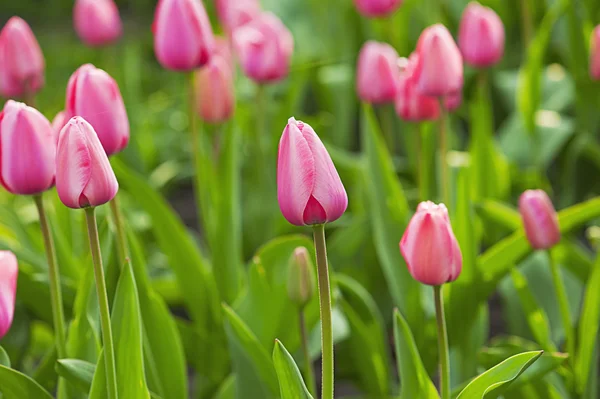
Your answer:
[73,0,122,47]
[65,64,129,156]
[519,190,561,250]
[0,251,18,339]
[153,0,215,71]
[0,17,44,98]
[395,54,439,121]
[400,201,462,286]
[590,26,600,80]
[277,118,348,226]
[0,101,56,195]
[287,247,316,308]
[353,0,403,18]
[216,0,260,34]
[356,41,399,104]
[458,2,504,67]
[56,117,119,209]
[233,12,294,83]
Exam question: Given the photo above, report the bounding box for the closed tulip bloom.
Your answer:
[233,12,294,83]
[519,190,561,250]
[216,0,260,34]
[414,24,463,97]
[395,54,439,121]
[0,17,44,98]
[56,117,118,209]
[153,0,215,71]
[0,101,55,195]
[590,26,600,80]
[354,0,402,17]
[277,118,347,226]
[0,251,18,339]
[74,0,123,47]
[287,247,316,307]
[357,41,399,104]
[51,111,67,142]
[458,2,504,67]
[195,54,234,123]
[65,64,129,156]
[400,201,462,286]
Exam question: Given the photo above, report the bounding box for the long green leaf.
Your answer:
[0,364,53,399]
[272,340,314,399]
[475,200,521,231]
[56,359,95,393]
[0,346,9,367]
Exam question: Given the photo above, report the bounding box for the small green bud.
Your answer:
[287,247,316,307]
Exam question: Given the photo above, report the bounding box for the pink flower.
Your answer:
[519,190,561,250]
[353,0,403,17]
[73,0,123,47]
[400,201,462,286]
[51,110,67,142]
[395,54,439,121]
[152,0,215,71]
[0,17,44,98]
[0,100,55,195]
[458,2,504,67]
[56,117,119,209]
[65,64,129,156]
[277,117,347,226]
[216,0,260,34]
[233,12,294,83]
[0,251,18,339]
[195,53,234,123]
[590,26,600,80]
[356,41,399,104]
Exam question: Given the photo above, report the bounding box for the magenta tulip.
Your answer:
[195,54,234,123]
[216,0,260,34]
[590,26,600,80]
[277,118,347,226]
[395,54,439,121]
[73,0,123,47]
[458,2,504,67]
[353,0,402,17]
[0,251,18,339]
[356,41,399,104]
[519,190,561,250]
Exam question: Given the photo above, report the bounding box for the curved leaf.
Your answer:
[56,359,95,392]
[272,340,313,399]
[0,346,9,367]
[0,364,53,399]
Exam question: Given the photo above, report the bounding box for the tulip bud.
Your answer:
[0,101,56,195]
[152,0,215,71]
[287,247,316,307]
[74,0,123,47]
[590,26,600,80]
[0,17,45,98]
[395,54,439,121]
[216,0,260,34]
[356,41,399,104]
[56,117,119,209]
[195,55,235,123]
[0,251,18,339]
[458,2,504,68]
[414,24,463,97]
[518,190,561,250]
[353,0,403,18]
[277,118,348,226]
[233,12,294,83]
[400,201,462,285]
[65,64,129,156]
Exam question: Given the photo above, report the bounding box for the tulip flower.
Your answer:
[73,0,122,47]
[65,64,129,156]
[287,247,316,307]
[195,51,234,123]
[458,2,504,68]
[353,0,403,18]
[233,12,294,83]
[519,190,561,250]
[56,117,119,209]
[0,251,18,339]
[153,0,215,71]
[400,201,462,286]
[277,118,348,226]
[216,0,260,34]
[356,41,399,104]
[395,54,439,121]
[0,100,56,195]
[0,17,44,98]
[51,111,67,142]
[590,26,600,80]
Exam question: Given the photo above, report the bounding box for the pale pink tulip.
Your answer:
[216,0,260,34]
[353,0,402,17]
[458,2,504,67]
[395,54,439,121]
[519,190,561,250]
[356,41,399,104]
[74,0,122,47]
[0,251,18,339]
[195,55,234,123]
[51,111,67,142]
[590,26,600,80]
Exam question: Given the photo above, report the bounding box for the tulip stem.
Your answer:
[434,285,450,399]
[438,99,449,205]
[312,224,334,399]
[299,309,317,397]
[85,207,119,399]
[109,196,128,268]
[548,250,574,359]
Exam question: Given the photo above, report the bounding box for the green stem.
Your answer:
[312,224,334,399]
[416,123,426,202]
[434,285,450,399]
[381,105,395,153]
[438,98,449,205]
[520,0,534,50]
[109,196,128,267]
[549,250,575,359]
[84,208,118,399]
[299,310,317,397]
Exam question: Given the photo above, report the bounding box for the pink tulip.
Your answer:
[152,0,215,71]
[73,0,122,47]
[233,12,294,83]
[458,2,504,67]
[413,24,463,97]
[400,201,462,286]
[353,0,402,17]
[195,54,234,123]
[519,190,561,250]
[51,111,67,142]
[65,64,129,156]
[0,100,55,195]
[445,92,462,112]
[590,26,600,80]
[395,54,439,121]
[0,17,44,98]
[356,41,399,104]
[277,117,347,226]
[0,251,18,339]
[56,117,119,209]
[216,0,260,34]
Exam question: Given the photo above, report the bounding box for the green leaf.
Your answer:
[56,359,95,392]
[475,200,521,231]
[89,351,107,399]
[0,364,53,399]
[456,351,543,399]
[0,346,9,367]
[272,340,314,399]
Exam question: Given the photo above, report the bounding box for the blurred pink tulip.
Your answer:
[56,117,119,209]
[0,100,55,195]
[216,0,260,34]
[51,111,67,142]
[74,0,123,47]
[519,190,561,250]
[152,0,215,71]
[65,64,129,156]
[277,118,347,226]
[0,251,18,339]
[395,54,439,121]
[458,2,504,67]
[353,0,402,17]
[356,41,398,104]
[400,201,462,286]
[0,17,44,98]
[445,91,462,112]
[233,12,294,83]
[195,54,235,123]
[590,26,600,80]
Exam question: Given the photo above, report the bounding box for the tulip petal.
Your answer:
[56,119,92,209]
[0,251,18,339]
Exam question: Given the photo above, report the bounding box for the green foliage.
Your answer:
[272,340,314,399]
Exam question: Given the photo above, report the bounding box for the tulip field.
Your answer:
[2,0,600,398]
